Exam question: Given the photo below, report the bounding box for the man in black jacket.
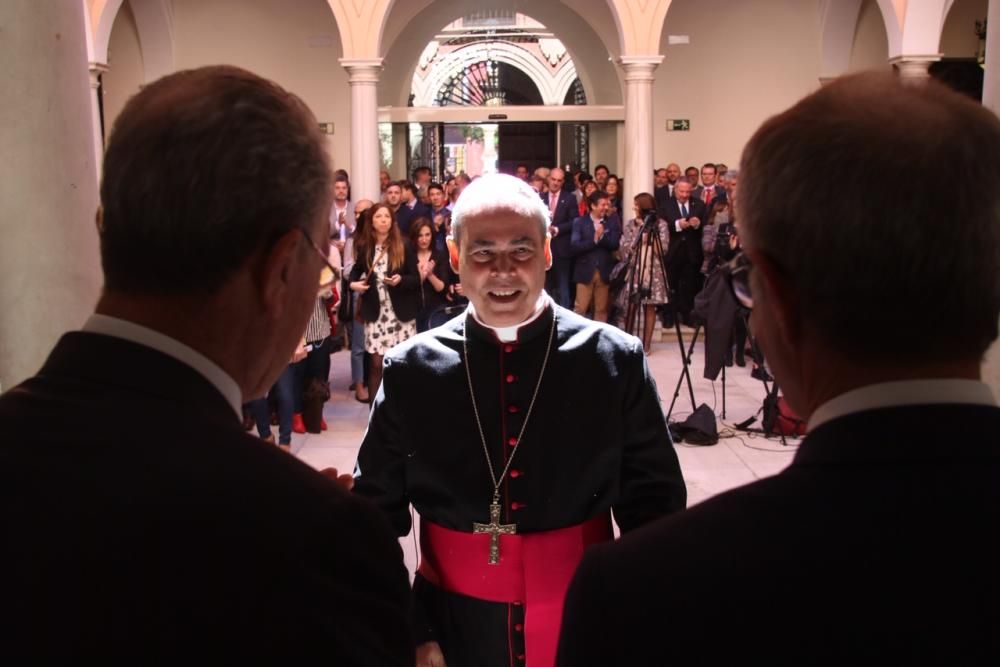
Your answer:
[0,66,412,663]
[558,72,1000,665]
[658,179,708,325]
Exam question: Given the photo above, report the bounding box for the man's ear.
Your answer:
[446,238,460,273]
[747,249,800,345]
[258,228,302,320]
[95,207,104,234]
[543,236,552,270]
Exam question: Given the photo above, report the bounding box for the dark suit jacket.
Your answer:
[349,241,421,323]
[395,200,431,237]
[692,183,727,209]
[558,403,1000,665]
[541,189,578,259]
[0,332,413,662]
[571,214,622,283]
[658,196,708,267]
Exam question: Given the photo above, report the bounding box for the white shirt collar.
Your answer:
[808,378,996,431]
[467,292,551,343]
[82,314,243,419]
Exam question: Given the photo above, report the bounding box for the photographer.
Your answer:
[615,193,669,354]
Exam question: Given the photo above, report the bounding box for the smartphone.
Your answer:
[303,343,314,353]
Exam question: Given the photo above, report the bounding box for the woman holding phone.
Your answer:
[348,203,419,400]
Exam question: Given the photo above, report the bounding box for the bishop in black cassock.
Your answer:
[353,173,686,667]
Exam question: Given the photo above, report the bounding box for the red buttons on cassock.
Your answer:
[504,344,514,353]
[515,623,524,632]
[510,469,521,478]
[507,437,517,446]
[508,405,520,413]
[511,502,520,510]
[517,654,526,662]
[506,374,516,383]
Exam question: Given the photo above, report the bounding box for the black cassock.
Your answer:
[354,301,686,666]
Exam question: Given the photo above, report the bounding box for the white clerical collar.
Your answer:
[467,292,551,343]
[82,314,243,418]
[808,378,996,432]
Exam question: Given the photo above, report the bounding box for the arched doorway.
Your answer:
[378,4,623,182]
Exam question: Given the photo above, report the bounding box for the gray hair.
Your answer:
[449,173,551,245]
[739,72,1000,363]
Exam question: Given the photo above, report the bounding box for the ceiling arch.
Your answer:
[377,0,622,107]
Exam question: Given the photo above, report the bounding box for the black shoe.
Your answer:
[751,366,772,382]
[735,351,746,367]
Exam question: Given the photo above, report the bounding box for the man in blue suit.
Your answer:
[571,190,620,322]
[541,167,578,308]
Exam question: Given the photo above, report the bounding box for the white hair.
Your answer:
[449,173,551,245]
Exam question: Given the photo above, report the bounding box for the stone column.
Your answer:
[88,62,108,179]
[339,58,383,203]
[890,55,941,84]
[391,123,409,180]
[618,56,663,210]
[983,0,999,116]
[0,0,102,390]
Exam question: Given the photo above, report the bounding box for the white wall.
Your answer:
[940,0,988,56]
[102,0,145,144]
[849,0,891,72]
[652,0,823,170]
[588,122,620,174]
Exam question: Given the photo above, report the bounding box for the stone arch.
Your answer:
[91,0,174,81]
[376,0,622,107]
[411,40,579,107]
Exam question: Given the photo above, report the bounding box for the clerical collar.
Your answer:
[466,292,552,344]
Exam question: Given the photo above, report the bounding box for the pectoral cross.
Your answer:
[473,496,517,565]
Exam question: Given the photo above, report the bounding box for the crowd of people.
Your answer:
[2,64,998,666]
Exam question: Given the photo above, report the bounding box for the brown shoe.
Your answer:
[355,384,369,403]
[262,434,275,444]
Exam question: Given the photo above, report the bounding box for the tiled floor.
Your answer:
[283,329,803,575]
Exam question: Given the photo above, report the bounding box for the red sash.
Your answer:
[418,514,612,667]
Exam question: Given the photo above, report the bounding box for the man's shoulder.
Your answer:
[554,305,642,352]
[383,315,464,368]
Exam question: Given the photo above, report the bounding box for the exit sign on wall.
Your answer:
[666,119,691,131]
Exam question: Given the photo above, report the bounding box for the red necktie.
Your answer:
[702,188,712,204]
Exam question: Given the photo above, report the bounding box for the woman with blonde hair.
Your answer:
[348,203,419,400]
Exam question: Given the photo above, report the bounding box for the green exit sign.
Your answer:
[666,119,690,131]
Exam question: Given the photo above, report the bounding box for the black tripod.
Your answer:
[732,310,791,446]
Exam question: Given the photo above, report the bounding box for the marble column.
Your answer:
[89,62,108,180]
[0,0,102,390]
[618,56,663,211]
[890,55,940,84]
[983,0,999,116]
[339,58,383,203]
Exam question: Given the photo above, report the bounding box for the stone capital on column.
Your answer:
[889,55,941,83]
[618,55,664,83]
[88,62,109,89]
[339,58,384,84]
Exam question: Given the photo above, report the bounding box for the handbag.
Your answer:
[609,258,630,290]
[354,246,387,323]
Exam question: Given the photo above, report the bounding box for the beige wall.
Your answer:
[102,0,144,144]
[588,122,620,174]
[652,0,822,171]
[104,0,350,171]
[849,0,891,72]
[940,0,988,56]
[171,0,349,170]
